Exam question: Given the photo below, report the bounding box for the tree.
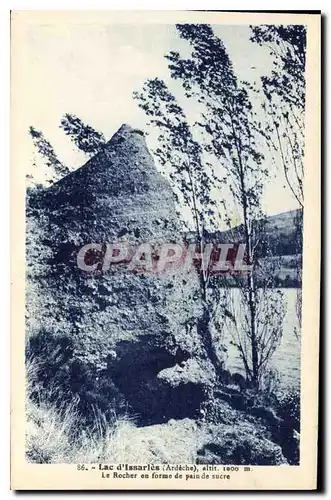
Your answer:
[29,126,70,182]
[60,114,106,157]
[250,26,306,335]
[29,115,107,185]
[250,25,306,208]
[134,77,226,373]
[222,223,285,389]
[137,23,285,388]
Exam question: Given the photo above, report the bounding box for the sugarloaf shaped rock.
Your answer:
[26,123,215,423]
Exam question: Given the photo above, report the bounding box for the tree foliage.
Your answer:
[165,24,275,387]
[134,78,218,234]
[29,126,70,182]
[135,23,289,388]
[60,113,106,157]
[250,25,306,207]
[166,24,266,223]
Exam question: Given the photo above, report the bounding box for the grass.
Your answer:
[26,395,143,463]
[26,352,299,465]
[25,357,134,463]
[25,357,203,464]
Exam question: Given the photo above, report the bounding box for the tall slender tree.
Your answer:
[250,25,306,208]
[250,25,306,332]
[134,77,226,373]
[137,24,285,388]
[166,24,268,387]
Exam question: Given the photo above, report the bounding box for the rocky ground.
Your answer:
[26,388,292,465]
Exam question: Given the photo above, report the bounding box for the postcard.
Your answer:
[11,10,321,490]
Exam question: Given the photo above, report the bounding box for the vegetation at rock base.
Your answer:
[26,340,300,465]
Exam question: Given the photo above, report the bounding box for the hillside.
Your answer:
[185,209,303,287]
[216,208,303,257]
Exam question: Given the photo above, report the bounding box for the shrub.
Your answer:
[26,394,136,463]
[277,388,300,432]
[26,329,129,426]
[26,357,135,463]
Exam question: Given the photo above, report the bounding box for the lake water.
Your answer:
[222,288,301,391]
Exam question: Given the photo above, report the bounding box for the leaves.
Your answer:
[133,24,298,388]
[134,77,215,240]
[60,114,106,156]
[29,126,70,180]
[250,25,306,206]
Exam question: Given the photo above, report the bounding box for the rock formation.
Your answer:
[26,124,215,423]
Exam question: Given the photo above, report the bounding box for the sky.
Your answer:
[24,22,301,224]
